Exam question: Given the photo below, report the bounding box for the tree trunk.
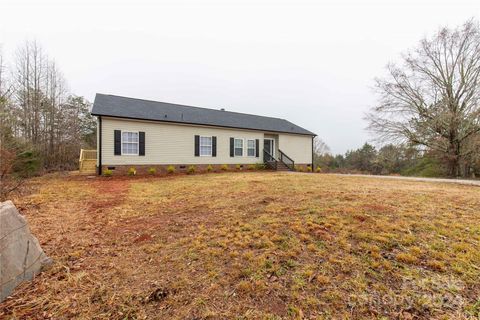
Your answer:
[447,141,462,177]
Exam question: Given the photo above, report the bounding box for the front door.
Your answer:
[264,139,275,157]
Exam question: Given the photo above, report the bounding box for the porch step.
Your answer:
[276,162,291,171]
[79,159,96,174]
[265,161,293,171]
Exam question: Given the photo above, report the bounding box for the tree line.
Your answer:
[314,140,459,177]
[0,40,95,199]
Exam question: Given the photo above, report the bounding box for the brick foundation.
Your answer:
[99,163,313,176]
[100,164,265,176]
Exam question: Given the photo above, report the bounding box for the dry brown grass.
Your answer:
[1,172,480,319]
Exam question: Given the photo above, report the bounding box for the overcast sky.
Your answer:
[1,0,479,153]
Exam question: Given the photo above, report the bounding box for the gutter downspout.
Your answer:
[98,116,102,175]
[311,136,314,172]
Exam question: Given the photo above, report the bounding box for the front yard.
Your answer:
[1,172,480,319]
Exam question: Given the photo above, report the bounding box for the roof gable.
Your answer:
[91,94,315,136]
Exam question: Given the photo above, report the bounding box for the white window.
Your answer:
[200,136,212,156]
[122,131,139,155]
[234,138,243,156]
[247,139,255,157]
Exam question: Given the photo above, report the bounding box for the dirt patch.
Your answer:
[133,233,153,243]
[87,179,130,213]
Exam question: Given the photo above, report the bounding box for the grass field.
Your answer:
[1,172,480,319]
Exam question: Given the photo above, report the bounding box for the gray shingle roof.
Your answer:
[91,94,315,136]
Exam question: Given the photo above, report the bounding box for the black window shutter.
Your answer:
[194,135,200,156]
[230,137,234,157]
[255,139,259,157]
[139,132,145,156]
[114,130,121,155]
[212,136,217,157]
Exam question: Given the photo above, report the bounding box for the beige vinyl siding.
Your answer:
[278,133,312,164]
[101,117,264,165]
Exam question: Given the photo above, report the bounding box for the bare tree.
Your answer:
[0,48,17,147]
[12,40,45,142]
[312,137,331,169]
[313,137,331,156]
[0,47,13,141]
[0,47,7,144]
[367,20,480,176]
[43,60,68,168]
[1,47,24,200]
[0,46,6,98]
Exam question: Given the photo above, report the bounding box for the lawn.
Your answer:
[1,172,480,319]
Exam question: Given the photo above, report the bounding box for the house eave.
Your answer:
[92,113,317,137]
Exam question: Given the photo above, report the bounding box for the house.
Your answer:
[91,94,316,175]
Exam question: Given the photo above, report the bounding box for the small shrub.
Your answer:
[167,165,175,174]
[236,164,241,170]
[247,164,255,170]
[127,167,136,176]
[315,166,322,173]
[295,165,304,172]
[206,164,213,172]
[148,167,157,175]
[187,165,196,174]
[221,164,229,171]
[103,169,113,177]
[306,166,312,172]
[255,163,266,170]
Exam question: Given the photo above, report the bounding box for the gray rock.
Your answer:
[0,200,52,302]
